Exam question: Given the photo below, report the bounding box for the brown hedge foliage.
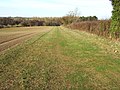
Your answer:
[67,20,114,38]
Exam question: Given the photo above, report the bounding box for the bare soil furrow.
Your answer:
[0,33,36,52]
[0,33,34,44]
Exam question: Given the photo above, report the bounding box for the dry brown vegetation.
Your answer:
[67,20,116,39]
[0,27,120,89]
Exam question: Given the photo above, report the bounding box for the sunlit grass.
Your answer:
[0,26,120,89]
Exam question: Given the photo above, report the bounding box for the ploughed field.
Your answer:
[0,26,120,90]
[0,27,52,52]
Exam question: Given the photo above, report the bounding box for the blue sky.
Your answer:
[0,0,112,19]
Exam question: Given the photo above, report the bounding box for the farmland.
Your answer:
[0,26,120,89]
[0,27,52,52]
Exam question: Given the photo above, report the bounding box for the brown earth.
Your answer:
[0,27,52,52]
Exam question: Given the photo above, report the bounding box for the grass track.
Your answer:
[0,27,120,90]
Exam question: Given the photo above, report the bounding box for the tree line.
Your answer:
[0,15,98,28]
[0,17,62,28]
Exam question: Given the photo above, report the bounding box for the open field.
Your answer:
[0,27,52,52]
[0,27,120,89]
